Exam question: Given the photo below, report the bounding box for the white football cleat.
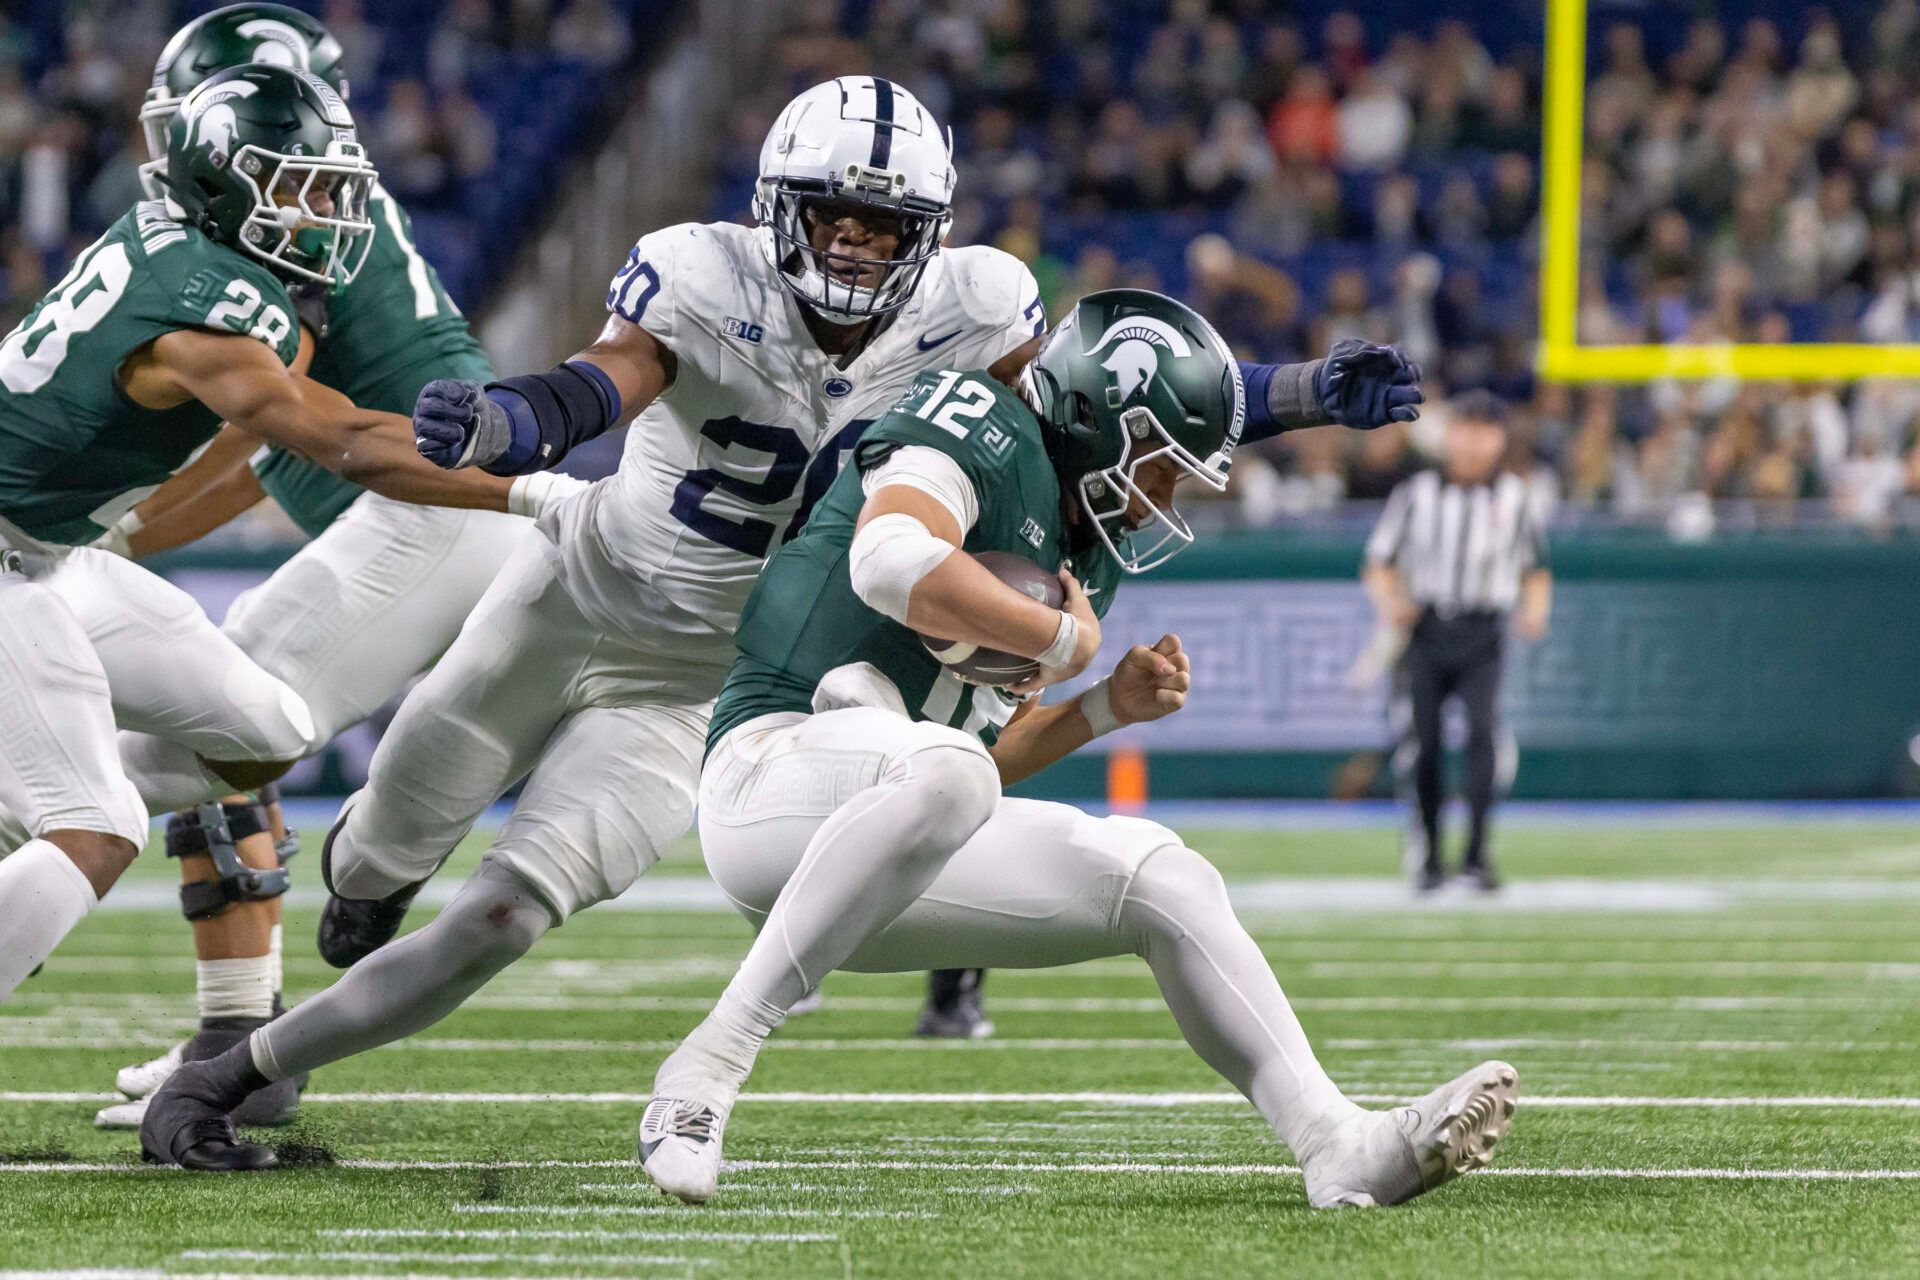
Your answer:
[638,1095,728,1203]
[94,1096,150,1130]
[1303,1060,1518,1208]
[116,1041,186,1099]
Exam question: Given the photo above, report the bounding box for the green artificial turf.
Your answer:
[2,817,1917,1278]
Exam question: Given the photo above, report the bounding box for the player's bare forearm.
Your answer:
[988,696,1095,785]
[129,452,267,557]
[148,329,513,510]
[119,426,264,556]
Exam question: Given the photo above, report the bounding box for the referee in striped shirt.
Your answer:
[1363,391,1551,892]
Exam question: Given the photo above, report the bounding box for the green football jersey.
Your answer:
[253,184,493,536]
[0,201,301,545]
[710,368,1122,753]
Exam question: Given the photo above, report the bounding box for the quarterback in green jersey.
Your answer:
[630,289,1518,1208]
[0,61,517,1024]
[58,4,579,1134]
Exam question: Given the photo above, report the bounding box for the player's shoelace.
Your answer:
[662,1101,718,1143]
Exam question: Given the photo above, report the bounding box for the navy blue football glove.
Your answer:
[1314,339,1424,429]
[413,378,510,469]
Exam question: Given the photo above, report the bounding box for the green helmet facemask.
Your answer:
[160,63,376,290]
[1022,288,1245,573]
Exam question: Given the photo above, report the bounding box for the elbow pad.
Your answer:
[481,360,623,476]
[848,512,955,624]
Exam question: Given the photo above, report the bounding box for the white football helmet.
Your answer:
[754,76,955,323]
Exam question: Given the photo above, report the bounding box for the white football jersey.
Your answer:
[552,220,1042,676]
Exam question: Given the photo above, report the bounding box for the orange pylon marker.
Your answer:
[1107,743,1148,815]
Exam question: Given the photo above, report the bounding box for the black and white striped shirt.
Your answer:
[1365,471,1548,615]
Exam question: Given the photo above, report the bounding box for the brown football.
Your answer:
[919,550,1065,687]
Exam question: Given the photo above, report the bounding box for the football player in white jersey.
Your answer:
[139,76,1045,1169]
[143,75,1423,1170]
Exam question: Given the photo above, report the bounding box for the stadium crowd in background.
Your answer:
[716,0,1920,530]
[0,0,636,330]
[11,1,1920,529]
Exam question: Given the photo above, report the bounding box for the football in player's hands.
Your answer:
[919,551,1063,687]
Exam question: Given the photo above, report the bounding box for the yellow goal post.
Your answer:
[1536,0,1920,381]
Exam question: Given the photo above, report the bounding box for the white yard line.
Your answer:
[9,1089,1920,1109]
[1,1273,612,1280]
[449,1204,935,1220]
[325,1227,838,1244]
[180,1250,705,1269]
[6,1154,1917,1182]
[9,1032,1908,1055]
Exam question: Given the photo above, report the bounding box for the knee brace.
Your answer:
[165,800,290,920]
[256,781,300,868]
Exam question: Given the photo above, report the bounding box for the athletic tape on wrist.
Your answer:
[1079,676,1123,737]
[1038,611,1079,669]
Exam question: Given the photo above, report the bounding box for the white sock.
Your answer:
[660,746,998,1101]
[654,985,786,1108]
[197,954,276,1022]
[0,839,99,1000]
[1119,846,1361,1162]
[118,733,225,813]
[268,923,284,999]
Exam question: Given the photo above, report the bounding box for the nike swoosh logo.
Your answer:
[916,329,963,351]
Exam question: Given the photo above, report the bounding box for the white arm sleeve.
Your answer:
[848,512,956,625]
[860,446,980,531]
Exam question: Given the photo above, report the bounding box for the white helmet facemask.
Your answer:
[754,76,955,323]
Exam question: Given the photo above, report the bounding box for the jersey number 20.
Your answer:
[671,417,871,556]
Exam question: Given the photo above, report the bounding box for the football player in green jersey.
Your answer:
[621,289,1516,1207]
[63,5,576,1131]
[0,62,517,1020]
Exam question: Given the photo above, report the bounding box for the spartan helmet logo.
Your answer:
[1086,315,1193,408]
[234,18,312,69]
[182,78,260,160]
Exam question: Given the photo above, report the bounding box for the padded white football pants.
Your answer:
[675,708,1360,1156]
[0,535,312,850]
[326,528,712,920]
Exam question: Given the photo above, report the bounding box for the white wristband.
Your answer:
[1037,610,1079,669]
[1079,676,1123,738]
[93,509,143,558]
[508,472,589,519]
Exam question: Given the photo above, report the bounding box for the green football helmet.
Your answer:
[141,4,348,171]
[1023,288,1245,573]
[160,63,376,290]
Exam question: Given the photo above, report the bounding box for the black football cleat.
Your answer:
[1414,864,1448,896]
[141,1058,278,1172]
[316,810,425,969]
[1457,863,1503,894]
[913,972,995,1040]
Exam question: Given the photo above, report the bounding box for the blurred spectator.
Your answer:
[1266,66,1336,166]
[323,0,384,83]
[1335,70,1409,172]
[552,0,635,70]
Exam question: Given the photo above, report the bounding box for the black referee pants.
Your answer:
[1403,611,1504,872]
